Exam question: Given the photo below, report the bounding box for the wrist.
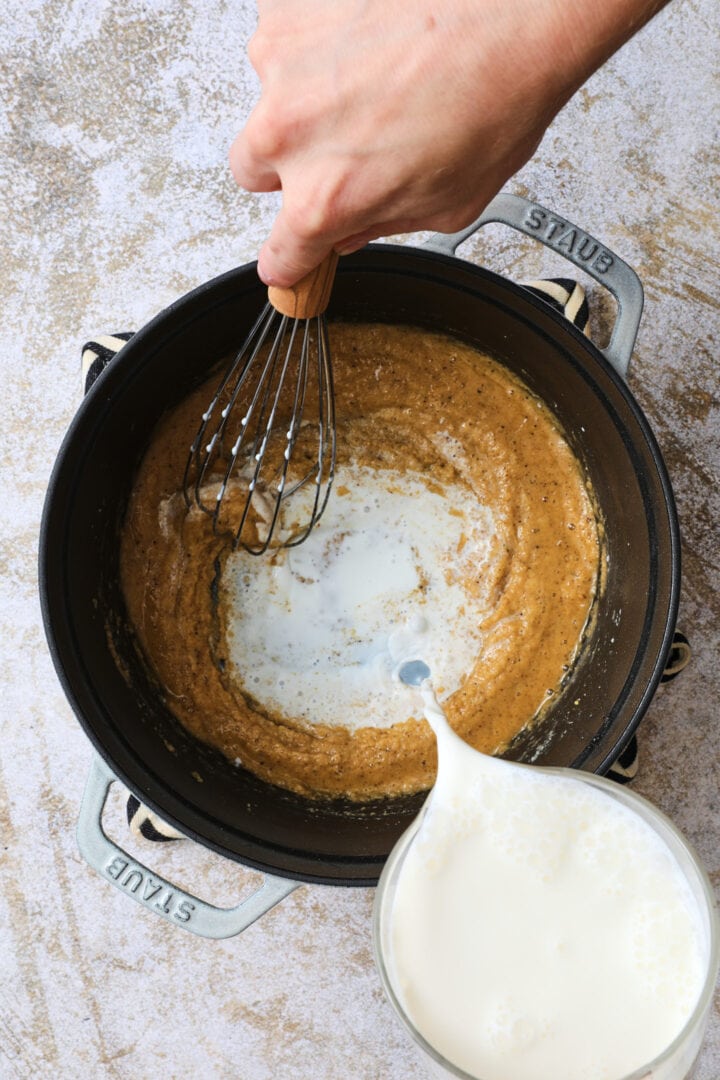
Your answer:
[541,0,669,99]
[434,0,666,136]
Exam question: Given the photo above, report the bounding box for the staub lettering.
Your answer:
[105,856,196,923]
[524,207,614,273]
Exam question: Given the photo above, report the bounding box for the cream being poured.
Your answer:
[379,671,711,1080]
[222,464,499,729]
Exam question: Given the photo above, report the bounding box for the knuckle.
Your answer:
[283,199,324,242]
[246,30,269,74]
[306,169,359,235]
[243,108,287,162]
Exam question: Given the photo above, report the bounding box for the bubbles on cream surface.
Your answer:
[222,464,497,729]
[382,685,710,1080]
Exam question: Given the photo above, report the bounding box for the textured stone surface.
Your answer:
[1,0,718,1076]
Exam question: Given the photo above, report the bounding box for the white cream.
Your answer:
[384,685,709,1080]
[222,464,498,729]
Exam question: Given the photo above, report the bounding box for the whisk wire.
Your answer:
[283,315,336,548]
[183,302,275,514]
[225,313,299,549]
[275,318,313,501]
[183,252,338,554]
[238,315,322,554]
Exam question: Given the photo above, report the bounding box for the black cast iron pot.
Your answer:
[39,194,680,937]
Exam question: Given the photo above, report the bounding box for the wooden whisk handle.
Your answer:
[267,251,339,319]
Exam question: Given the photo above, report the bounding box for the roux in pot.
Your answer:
[119,323,600,799]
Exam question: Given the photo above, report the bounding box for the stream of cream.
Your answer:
[383,683,709,1080]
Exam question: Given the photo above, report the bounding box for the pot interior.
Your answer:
[40,245,679,884]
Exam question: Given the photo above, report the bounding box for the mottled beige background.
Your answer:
[1,0,718,1077]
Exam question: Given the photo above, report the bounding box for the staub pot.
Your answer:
[39,194,679,937]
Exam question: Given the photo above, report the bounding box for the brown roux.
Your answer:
[119,323,600,800]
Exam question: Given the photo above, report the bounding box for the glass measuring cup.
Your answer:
[373,771,719,1080]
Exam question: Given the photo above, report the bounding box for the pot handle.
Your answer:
[422,192,644,380]
[77,755,300,938]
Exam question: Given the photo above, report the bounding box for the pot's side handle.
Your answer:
[422,192,644,380]
[77,756,300,938]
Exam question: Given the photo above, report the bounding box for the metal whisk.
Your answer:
[183,252,338,555]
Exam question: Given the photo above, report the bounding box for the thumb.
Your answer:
[257,206,338,287]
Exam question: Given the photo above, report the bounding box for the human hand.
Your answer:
[230,0,665,286]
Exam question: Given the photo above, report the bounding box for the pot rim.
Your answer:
[38,242,681,883]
